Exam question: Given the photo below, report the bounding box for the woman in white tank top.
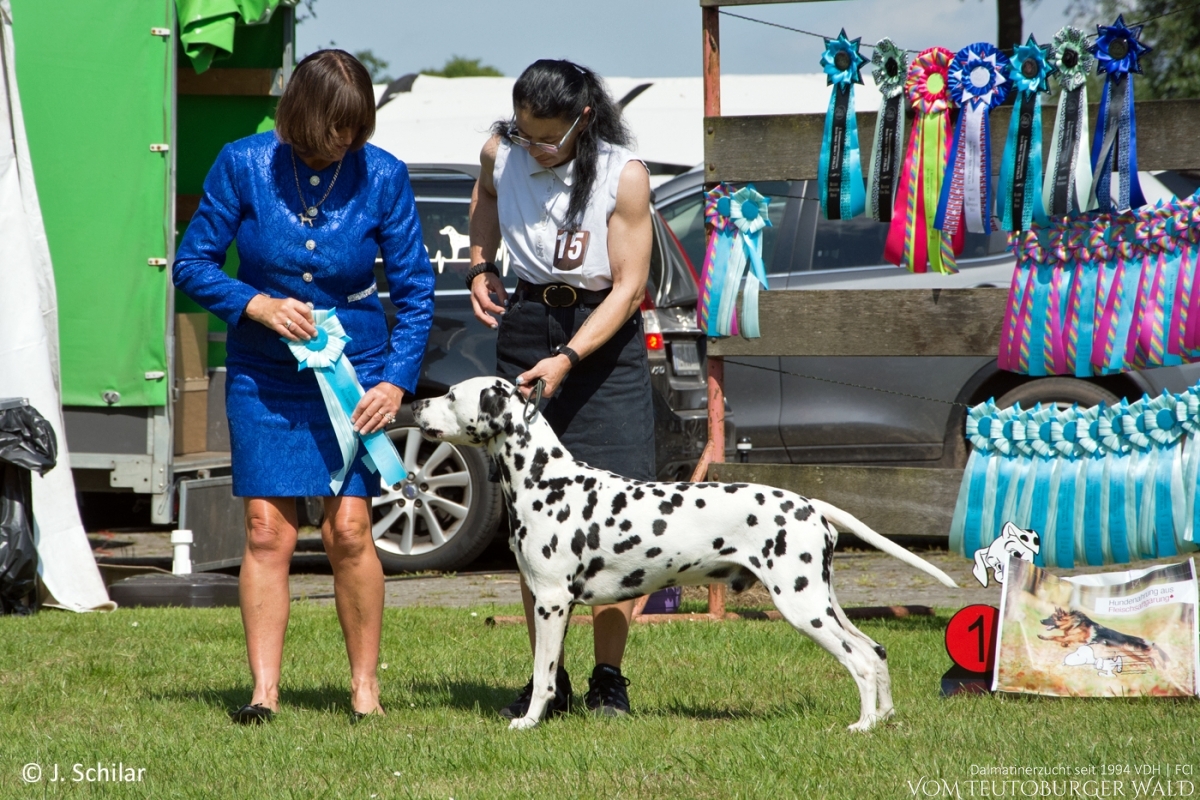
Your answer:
[467,59,653,720]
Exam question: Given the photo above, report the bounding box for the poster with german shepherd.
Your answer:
[993,556,1200,697]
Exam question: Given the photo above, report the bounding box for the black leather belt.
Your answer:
[515,280,610,309]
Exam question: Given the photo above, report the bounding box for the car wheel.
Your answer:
[994,377,1121,411]
[371,426,503,574]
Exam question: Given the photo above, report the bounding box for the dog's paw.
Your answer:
[846,717,879,733]
[508,716,540,731]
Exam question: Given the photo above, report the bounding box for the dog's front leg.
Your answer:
[509,597,572,731]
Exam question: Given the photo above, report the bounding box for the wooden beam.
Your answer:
[709,463,962,538]
[706,98,1200,183]
[178,68,281,96]
[706,288,1008,357]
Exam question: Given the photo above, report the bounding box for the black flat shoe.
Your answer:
[350,705,385,724]
[231,703,274,725]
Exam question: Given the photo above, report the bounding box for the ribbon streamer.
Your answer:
[936,43,1010,237]
[1089,15,1150,213]
[698,184,737,336]
[1043,27,1095,217]
[884,47,963,274]
[284,310,408,494]
[714,186,772,339]
[998,35,1054,232]
[868,40,908,223]
[818,30,869,220]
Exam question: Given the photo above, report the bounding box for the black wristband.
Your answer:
[553,344,580,368]
[464,261,500,289]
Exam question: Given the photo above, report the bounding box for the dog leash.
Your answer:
[517,378,545,423]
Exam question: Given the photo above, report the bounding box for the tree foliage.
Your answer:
[420,56,504,78]
[353,48,393,84]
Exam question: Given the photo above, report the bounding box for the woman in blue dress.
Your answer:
[173,50,434,723]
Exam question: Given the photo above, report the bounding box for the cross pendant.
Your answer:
[299,212,315,227]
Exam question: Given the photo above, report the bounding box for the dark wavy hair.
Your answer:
[493,59,632,229]
[276,49,375,161]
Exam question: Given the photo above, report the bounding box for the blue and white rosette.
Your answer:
[1089,15,1150,213]
[935,43,1010,237]
[1129,391,1187,557]
[950,399,998,558]
[998,35,1055,232]
[1073,403,1110,564]
[1183,386,1200,544]
[1049,404,1086,567]
[818,29,869,221]
[994,403,1031,536]
[284,310,408,494]
[715,186,772,339]
[1019,404,1061,566]
[1099,399,1138,562]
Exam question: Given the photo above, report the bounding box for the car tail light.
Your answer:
[642,306,664,351]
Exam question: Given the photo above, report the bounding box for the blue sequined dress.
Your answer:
[173,132,434,497]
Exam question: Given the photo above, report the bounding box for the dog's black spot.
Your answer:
[645,547,662,558]
[746,514,758,527]
[551,447,563,459]
[755,493,765,505]
[583,477,597,492]
[874,644,888,661]
[528,447,550,483]
[586,523,601,550]
[658,501,675,515]
[724,485,739,494]
[811,618,823,628]
[795,576,809,592]
[712,537,725,550]
[513,453,526,471]
[571,529,586,557]
[766,559,773,569]
[582,591,594,601]
[842,642,853,654]
[537,606,550,619]
[574,476,584,484]
[800,552,812,563]
[773,586,781,595]
[619,520,633,532]
[621,569,645,588]
[613,536,642,554]
[652,520,667,536]
[781,500,794,512]
[821,540,833,584]
[774,531,787,557]
[569,581,584,599]
[582,491,598,521]
[612,493,627,515]
[605,517,616,527]
[774,515,786,527]
[719,547,737,556]
[532,500,543,512]
[556,506,571,523]
[794,505,813,522]
[671,494,684,507]
[651,488,665,498]
[549,534,557,553]
[695,498,706,509]
[730,567,758,593]
[772,490,784,498]
[761,539,773,558]
[678,562,692,573]
[542,544,553,559]
[675,483,690,491]
[708,567,733,579]
[632,489,645,500]
[749,556,761,568]
[584,557,605,579]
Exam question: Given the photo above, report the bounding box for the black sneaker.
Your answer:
[499,666,572,720]
[585,663,631,717]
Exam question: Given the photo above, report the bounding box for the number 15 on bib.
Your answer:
[553,230,590,271]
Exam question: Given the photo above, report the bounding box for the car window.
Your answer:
[410,197,518,292]
[810,213,1008,271]
[659,180,792,275]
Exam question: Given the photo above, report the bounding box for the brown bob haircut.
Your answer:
[275,49,375,161]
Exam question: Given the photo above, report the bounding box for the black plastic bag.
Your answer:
[0,400,57,615]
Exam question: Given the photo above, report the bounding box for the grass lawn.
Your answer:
[3,597,1200,799]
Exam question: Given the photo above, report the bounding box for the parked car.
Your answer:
[331,165,710,573]
[655,168,1200,469]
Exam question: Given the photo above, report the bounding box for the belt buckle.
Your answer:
[542,285,577,308]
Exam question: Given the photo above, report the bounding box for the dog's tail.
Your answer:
[808,499,958,588]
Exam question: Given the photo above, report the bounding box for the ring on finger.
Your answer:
[284,319,293,330]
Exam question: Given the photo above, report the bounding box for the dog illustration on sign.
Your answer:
[1038,608,1169,669]
[1062,645,1123,678]
[972,522,1040,588]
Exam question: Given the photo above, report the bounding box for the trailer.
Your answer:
[11,0,296,569]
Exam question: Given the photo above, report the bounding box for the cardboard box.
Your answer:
[174,376,209,455]
[175,313,209,381]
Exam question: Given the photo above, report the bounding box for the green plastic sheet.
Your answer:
[177,0,281,73]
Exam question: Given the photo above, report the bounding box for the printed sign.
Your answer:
[994,557,1200,697]
[553,230,590,271]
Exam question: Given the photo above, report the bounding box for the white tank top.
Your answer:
[494,138,643,291]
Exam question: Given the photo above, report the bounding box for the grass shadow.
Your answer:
[405,679,517,714]
[151,683,360,715]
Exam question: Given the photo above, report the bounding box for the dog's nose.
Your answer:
[411,399,425,412]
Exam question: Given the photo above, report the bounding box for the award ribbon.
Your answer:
[868,40,908,223]
[935,43,1010,237]
[1043,27,1095,217]
[818,29,869,221]
[998,35,1054,232]
[1089,15,1150,213]
[714,186,772,339]
[283,310,408,494]
[698,184,736,336]
[884,47,962,274]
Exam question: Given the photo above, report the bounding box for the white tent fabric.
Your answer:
[0,0,113,612]
[370,73,883,177]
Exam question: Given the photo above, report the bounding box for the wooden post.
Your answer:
[696,4,727,620]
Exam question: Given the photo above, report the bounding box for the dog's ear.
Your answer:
[475,383,515,442]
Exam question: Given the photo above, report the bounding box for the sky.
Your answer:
[296,0,1087,81]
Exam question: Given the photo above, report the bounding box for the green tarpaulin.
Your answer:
[177,0,283,73]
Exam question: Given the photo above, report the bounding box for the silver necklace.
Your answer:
[291,150,343,227]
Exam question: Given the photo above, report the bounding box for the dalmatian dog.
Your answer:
[411,377,958,732]
[971,522,1041,588]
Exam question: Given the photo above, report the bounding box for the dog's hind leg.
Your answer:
[510,593,572,731]
[827,586,893,721]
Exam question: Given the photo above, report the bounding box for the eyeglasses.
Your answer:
[508,115,582,155]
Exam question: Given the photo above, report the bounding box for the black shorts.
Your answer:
[495,297,655,482]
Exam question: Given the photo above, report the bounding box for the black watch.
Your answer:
[464,261,500,289]
[554,344,580,368]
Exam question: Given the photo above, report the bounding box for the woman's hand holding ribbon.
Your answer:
[352,381,404,435]
[246,295,318,342]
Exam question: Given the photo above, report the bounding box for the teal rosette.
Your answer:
[952,399,1002,556]
[714,186,772,339]
[998,35,1054,233]
[1182,386,1200,544]
[1089,15,1151,212]
[1017,404,1062,565]
[818,30,869,222]
[867,39,909,222]
[1044,26,1096,216]
[1073,403,1110,563]
[1138,391,1188,556]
